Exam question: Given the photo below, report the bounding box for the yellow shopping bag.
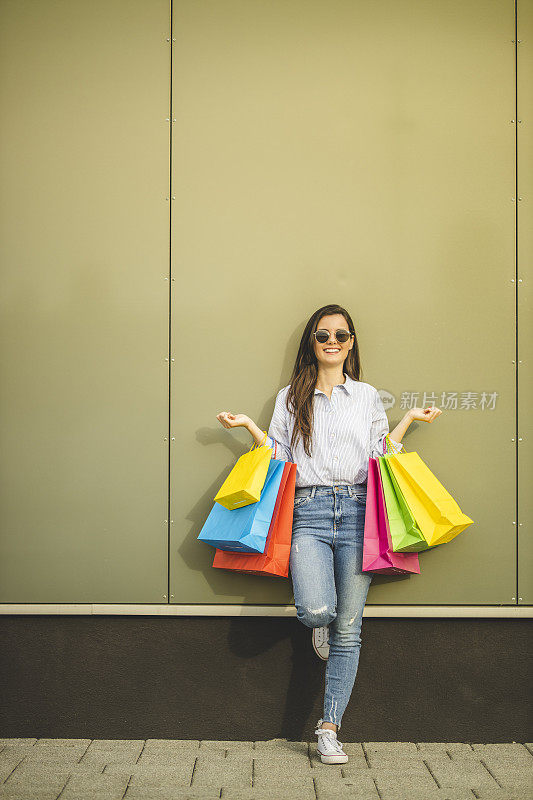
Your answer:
[214,431,273,510]
[384,435,473,547]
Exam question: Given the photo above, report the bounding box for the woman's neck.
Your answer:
[315,367,346,393]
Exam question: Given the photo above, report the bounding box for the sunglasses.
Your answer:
[313,328,353,344]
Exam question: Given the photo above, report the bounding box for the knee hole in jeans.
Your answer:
[296,604,337,628]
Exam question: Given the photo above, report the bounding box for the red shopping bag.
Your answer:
[212,461,296,578]
[362,457,420,575]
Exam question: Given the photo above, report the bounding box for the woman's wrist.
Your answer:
[246,419,268,446]
[389,411,413,445]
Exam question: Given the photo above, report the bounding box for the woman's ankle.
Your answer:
[321,721,337,732]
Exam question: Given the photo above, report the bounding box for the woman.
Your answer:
[216,303,441,764]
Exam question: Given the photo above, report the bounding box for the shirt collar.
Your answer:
[314,373,355,396]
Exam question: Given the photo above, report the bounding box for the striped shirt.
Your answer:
[266,373,403,488]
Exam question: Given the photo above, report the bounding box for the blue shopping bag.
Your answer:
[197,459,285,553]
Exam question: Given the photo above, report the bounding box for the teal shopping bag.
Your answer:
[197,459,285,553]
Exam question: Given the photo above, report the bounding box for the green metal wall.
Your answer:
[0,0,171,602]
[0,0,530,607]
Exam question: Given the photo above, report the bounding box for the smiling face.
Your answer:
[312,313,354,369]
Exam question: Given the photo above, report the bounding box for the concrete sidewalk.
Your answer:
[0,738,531,800]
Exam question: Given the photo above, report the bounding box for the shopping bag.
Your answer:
[212,461,297,577]
[384,438,473,547]
[362,457,420,574]
[198,458,285,553]
[378,457,429,552]
[213,431,272,510]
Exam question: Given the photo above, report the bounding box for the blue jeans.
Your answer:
[289,484,372,731]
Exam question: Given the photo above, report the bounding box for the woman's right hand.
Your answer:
[216,411,252,430]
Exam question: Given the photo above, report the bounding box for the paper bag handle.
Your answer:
[249,430,269,452]
[384,433,406,455]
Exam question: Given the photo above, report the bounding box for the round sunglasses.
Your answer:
[313,328,353,344]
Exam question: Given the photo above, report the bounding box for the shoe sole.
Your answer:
[317,749,348,764]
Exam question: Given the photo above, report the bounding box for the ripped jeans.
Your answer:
[289,484,372,731]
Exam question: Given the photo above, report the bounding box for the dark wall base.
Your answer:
[1,616,531,742]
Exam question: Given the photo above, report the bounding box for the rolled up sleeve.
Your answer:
[267,390,293,462]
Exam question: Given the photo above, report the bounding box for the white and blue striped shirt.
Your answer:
[266,373,403,488]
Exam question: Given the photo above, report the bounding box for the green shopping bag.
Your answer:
[381,434,474,548]
[378,456,430,552]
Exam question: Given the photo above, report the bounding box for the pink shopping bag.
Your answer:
[362,457,420,575]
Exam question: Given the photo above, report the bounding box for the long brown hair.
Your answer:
[286,304,362,457]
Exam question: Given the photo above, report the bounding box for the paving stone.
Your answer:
[363,741,419,753]
[251,753,310,768]
[373,791,475,800]
[250,775,316,794]
[17,744,90,763]
[102,763,197,784]
[0,789,60,800]
[471,744,532,759]
[252,740,308,755]
[0,755,28,784]
[428,759,502,790]
[0,739,38,747]
[107,762,197,773]
[314,771,380,799]
[88,739,145,748]
[364,752,453,770]
[415,742,476,755]
[0,771,69,794]
[475,790,533,800]
[53,772,131,800]
[78,753,142,767]
[221,789,316,800]
[191,757,252,788]
[35,738,92,747]
[145,739,201,752]
[0,743,38,756]
[0,767,21,784]
[137,751,200,766]
[486,763,533,790]
[129,767,209,788]
[122,789,221,800]
[199,741,255,752]
[252,762,313,786]
[7,762,123,777]
[343,761,434,777]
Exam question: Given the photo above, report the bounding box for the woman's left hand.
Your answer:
[408,406,442,423]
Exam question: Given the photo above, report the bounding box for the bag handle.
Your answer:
[384,433,406,455]
[249,430,268,452]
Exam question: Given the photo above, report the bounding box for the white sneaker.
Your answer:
[314,718,348,764]
[312,625,330,660]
